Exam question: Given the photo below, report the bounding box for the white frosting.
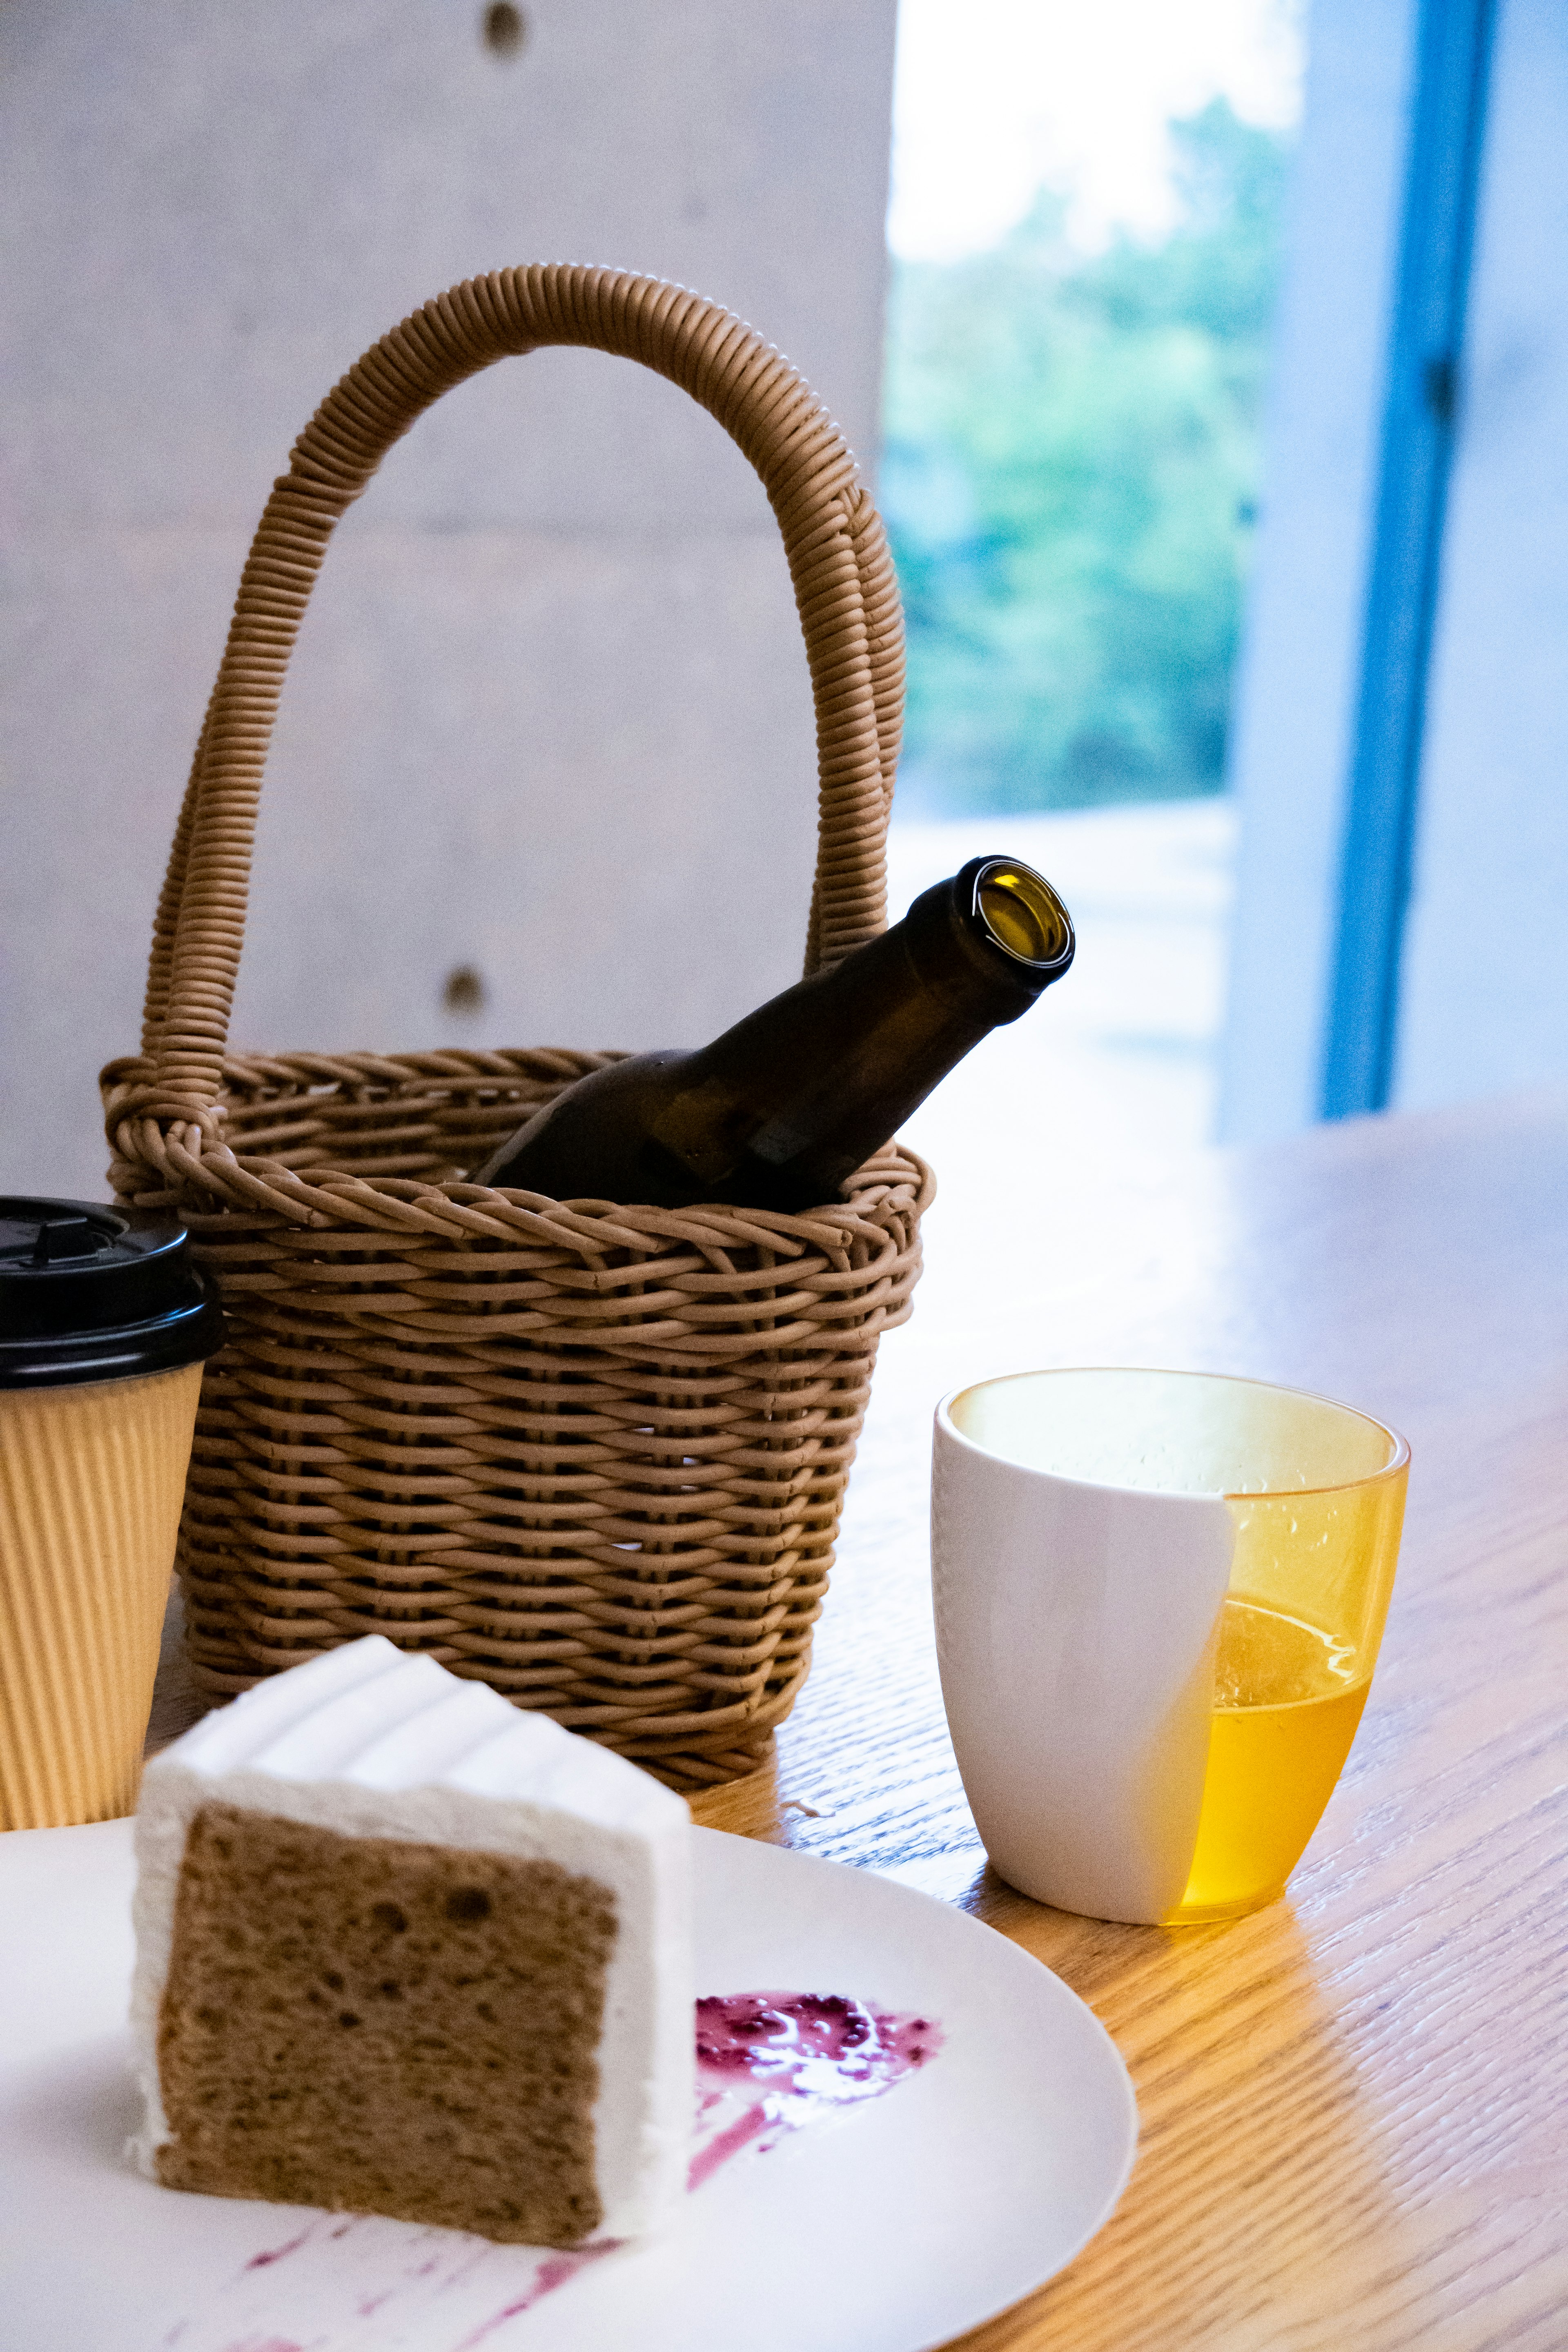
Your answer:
[131,1637,693,2240]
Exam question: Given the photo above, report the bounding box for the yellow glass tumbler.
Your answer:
[932,1367,1408,1925]
[1170,1374,1408,1921]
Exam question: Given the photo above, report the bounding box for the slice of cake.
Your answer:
[130,1636,693,2248]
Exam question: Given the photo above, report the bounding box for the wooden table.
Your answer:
[150,1089,1568,2350]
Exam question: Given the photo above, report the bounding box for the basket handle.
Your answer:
[137,266,905,1120]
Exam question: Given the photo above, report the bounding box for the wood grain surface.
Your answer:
[149,1089,1568,2350]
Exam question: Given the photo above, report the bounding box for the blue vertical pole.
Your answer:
[1320,0,1497,1119]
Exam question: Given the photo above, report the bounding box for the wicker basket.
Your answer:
[101,265,932,1789]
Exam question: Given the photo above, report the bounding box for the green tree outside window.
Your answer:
[883,99,1292,815]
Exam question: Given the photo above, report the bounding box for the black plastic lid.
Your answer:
[0,1198,225,1391]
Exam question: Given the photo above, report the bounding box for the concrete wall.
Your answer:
[1392,0,1568,1109]
[0,0,898,1197]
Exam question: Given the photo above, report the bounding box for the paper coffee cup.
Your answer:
[0,1200,224,1830]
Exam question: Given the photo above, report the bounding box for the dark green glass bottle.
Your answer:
[473,855,1074,1212]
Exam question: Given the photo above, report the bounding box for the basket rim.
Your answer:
[102,1048,934,1252]
[109,1143,934,1253]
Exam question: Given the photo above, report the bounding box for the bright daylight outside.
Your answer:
[882,0,1304,1210]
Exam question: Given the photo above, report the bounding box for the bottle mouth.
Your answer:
[971,859,1075,971]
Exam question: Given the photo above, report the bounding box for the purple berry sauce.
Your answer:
[689,1991,943,2189]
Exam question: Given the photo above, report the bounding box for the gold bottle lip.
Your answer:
[971,858,1076,971]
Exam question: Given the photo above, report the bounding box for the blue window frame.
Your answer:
[1320,0,1497,1118]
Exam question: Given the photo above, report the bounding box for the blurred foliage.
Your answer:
[882,99,1294,813]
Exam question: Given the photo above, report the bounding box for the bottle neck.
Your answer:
[664,859,1072,1201]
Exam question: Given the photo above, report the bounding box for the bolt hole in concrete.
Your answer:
[442,964,487,1016]
[482,2,525,57]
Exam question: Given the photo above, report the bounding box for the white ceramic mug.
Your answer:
[931,1366,1407,1925]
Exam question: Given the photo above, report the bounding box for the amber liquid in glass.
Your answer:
[1173,1597,1369,1921]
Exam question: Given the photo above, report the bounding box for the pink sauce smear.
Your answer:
[690,1991,943,2190]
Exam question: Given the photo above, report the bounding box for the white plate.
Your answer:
[0,1819,1136,2352]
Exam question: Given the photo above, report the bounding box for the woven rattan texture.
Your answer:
[102,268,927,1788]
